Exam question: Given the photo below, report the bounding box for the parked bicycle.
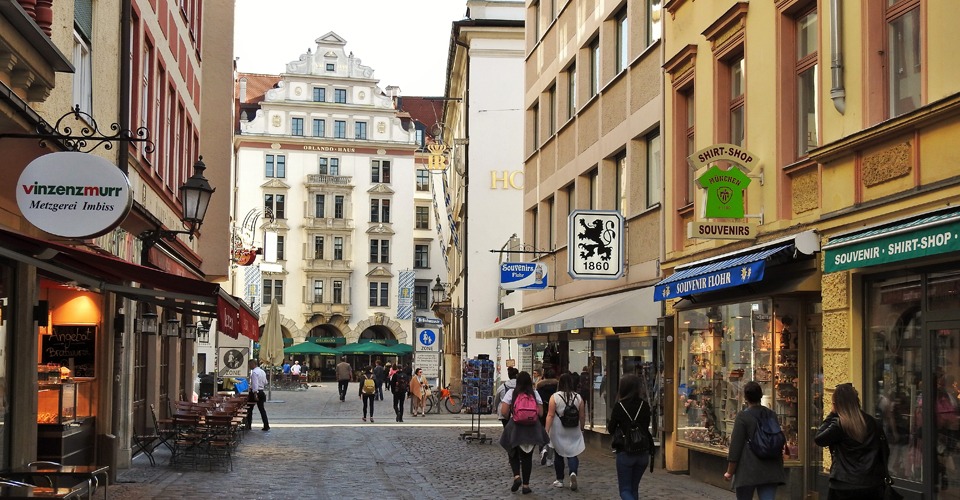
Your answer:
[269,374,309,391]
[424,385,463,414]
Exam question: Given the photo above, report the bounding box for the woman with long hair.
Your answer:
[545,372,586,490]
[608,374,655,500]
[815,383,889,499]
[499,370,549,494]
[409,367,428,417]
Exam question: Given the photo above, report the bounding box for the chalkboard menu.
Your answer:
[41,325,97,378]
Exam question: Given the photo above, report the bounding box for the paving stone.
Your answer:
[109,383,735,499]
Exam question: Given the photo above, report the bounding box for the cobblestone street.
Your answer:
[107,382,736,499]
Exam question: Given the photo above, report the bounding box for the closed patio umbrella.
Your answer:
[260,298,285,401]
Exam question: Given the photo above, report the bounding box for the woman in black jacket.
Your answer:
[815,383,889,499]
[607,374,654,500]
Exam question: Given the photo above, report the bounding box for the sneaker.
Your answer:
[540,448,548,465]
[569,472,578,491]
[370,418,374,422]
[362,417,367,422]
[551,480,564,488]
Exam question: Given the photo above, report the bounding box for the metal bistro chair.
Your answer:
[150,403,176,453]
[24,461,92,499]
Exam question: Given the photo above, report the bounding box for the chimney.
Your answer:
[239,78,248,102]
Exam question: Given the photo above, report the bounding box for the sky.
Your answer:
[233,0,469,96]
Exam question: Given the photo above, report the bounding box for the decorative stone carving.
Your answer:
[862,142,911,187]
[792,170,819,214]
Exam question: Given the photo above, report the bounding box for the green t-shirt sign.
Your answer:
[689,143,758,220]
[698,165,751,218]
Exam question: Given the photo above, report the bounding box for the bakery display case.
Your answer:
[37,379,95,465]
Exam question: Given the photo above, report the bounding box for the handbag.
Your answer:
[882,476,903,500]
[424,387,432,397]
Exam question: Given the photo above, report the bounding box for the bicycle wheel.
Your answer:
[425,395,435,414]
[445,394,463,413]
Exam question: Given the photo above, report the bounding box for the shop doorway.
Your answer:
[929,321,960,499]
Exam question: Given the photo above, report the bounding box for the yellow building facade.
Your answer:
[661,0,960,497]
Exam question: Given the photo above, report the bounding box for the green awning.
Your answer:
[824,208,960,273]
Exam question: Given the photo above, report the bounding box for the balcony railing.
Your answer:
[302,301,350,317]
[304,216,353,230]
[306,174,353,186]
[303,259,353,272]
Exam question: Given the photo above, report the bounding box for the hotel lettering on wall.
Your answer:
[490,170,524,190]
[686,143,758,240]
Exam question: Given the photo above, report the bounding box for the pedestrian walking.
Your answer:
[390,364,410,422]
[608,374,654,500]
[410,367,428,417]
[245,359,270,431]
[499,370,549,495]
[335,356,352,402]
[373,359,386,400]
[536,368,559,466]
[814,382,890,500]
[496,367,519,427]
[359,366,377,422]
[578,366,592,410]
[545,372,586,491]
[723,381,786,500]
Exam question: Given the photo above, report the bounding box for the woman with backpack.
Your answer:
[814,382,890,500]
[724,381,786,500]
[545,372,586,490]
[608,374,655,500]
[499,371,549,495]
[358,367,376,422]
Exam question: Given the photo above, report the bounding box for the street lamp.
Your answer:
[139,312,158,335]
[431,276,445,306]
[140,157,216,265]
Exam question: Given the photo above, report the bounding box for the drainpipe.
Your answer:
[456,38,470,361]
[829,0,845,114]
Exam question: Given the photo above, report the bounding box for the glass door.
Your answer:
[930,322,960,499]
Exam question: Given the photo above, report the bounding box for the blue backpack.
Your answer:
[748,408,786,459]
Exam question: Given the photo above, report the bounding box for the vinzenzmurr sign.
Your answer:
[17,152,133,238]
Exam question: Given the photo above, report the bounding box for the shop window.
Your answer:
[676,299,801,459]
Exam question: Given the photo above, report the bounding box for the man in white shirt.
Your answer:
[246,359,270,431]
[290,360,302,376]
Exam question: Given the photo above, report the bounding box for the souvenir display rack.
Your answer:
[460,358,495,443]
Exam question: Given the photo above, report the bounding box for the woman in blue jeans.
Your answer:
[607,374,654,500]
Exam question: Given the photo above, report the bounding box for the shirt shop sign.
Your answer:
[687,143,758,240]
[17,152,132,238]
[824,220,960,273]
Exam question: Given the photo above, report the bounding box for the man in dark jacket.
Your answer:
[536,368,559,465]
[372,359,386,400]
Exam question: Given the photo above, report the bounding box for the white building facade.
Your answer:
[233,33,442,366]
[439,1,526,383]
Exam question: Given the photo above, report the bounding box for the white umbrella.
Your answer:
[260,298,285,401]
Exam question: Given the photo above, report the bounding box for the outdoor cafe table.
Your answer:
[3,465,109,500]
[0,485,82,499]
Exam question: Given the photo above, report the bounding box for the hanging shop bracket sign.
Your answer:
[824,219,960,273]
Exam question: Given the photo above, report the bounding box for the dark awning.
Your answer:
[0,227,258,337]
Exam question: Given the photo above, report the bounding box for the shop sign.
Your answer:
[689,144,758,239]
[500,262,548,290]
[654,261,766,300]
[568,210,624,280]
[416,327,439,352]
[17,152,133,238]
[824,220,960,273]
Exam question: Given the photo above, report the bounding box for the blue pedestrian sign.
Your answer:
[500,262,549,290]
[416,327,439,352]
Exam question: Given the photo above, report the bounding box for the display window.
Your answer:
[676,299,801,458]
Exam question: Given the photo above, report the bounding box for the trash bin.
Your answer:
[199,373,215,399]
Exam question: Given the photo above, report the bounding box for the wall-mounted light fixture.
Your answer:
[182,323,197,340]
[139,312,158,335]
[164,318,180,337]
[197,320,211,343]
[140,157,216,266]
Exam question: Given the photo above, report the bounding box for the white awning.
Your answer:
[535,287,659,334]
[476,287,660,339]
[475,302,571,340]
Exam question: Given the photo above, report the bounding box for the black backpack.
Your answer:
[618,401,651,454]
[558,393,581,428]
[393,372,409,393]
[747,407,786,459]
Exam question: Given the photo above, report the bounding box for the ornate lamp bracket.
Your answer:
[0,105,155,153]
